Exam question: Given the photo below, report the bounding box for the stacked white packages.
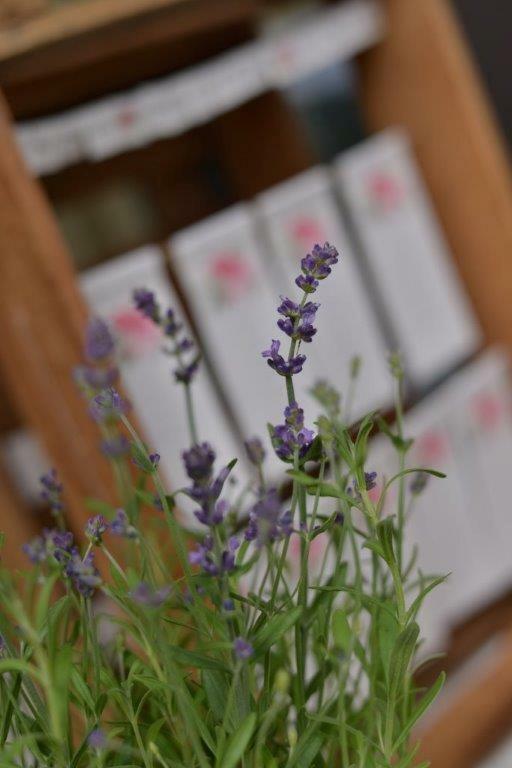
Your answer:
[169,206,318,477]
[334,129,481,388]
[256,166,392,420]
[80,246,244,519]
[369,349,512,653]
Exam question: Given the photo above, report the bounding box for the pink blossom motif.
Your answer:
[366,171,404,213]
[117,105,138,129]
[209,251,254,305]
[111,307,161,358]
[470,391,504,431]
[414,429,450,465]
[289,216,326,249]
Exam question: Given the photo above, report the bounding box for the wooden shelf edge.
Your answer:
[0,0,189,62]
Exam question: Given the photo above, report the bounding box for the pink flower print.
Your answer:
[289,216,326,249]
[117,105,138,129]
[366,171,404,213]
[414,429,450,465]
[470,391,503,431]
[111,307,161,358]
[209,251,254,305]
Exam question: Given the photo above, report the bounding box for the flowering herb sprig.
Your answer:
[0,244,447,768]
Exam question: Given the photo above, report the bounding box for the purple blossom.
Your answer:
[87,728,107,750]
[22,534,48,564]
[233,637,253,661]
[174,358,199,385]
[194,499,227,527]
[262,340,306,377]
[85,515,108,545]
[189,534,238,577]
[84,318,116,362]
[101,434,130,459]
[295,274,319,294]
[132,449,160,473]
[276,297,319,343]
[164,308,183,337]
[299,242,339,287]
[270,402,314,462]
[223,598,235,612]
[65,550,101,598]
[244,437,266,467]
[130,582,171,608]
[110,509,138,539]
[364,472,377,491]
[133,288,160,323]
[183,443,216,483]
[74,364,119,392]
[245,488,292,546]
[40,469,64,513]
[90,387,129,423]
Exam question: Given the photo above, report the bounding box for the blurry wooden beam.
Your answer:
[416,630,512,767]
[0,0,259,119]
[0,460,38,571]
[358,0,512,353]
[0,91,119,537]
[213,91,316,198]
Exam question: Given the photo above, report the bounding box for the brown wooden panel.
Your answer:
[0,91,120,536]
[358,0,512,353]
[213,91,316,199]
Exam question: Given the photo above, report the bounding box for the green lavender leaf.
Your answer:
[216,712,256,768]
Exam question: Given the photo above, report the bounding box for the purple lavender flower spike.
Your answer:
[244,437,266,467]
[87,728,107,750]
[245,488,291,547]
[101,434,130,459]
[65,550,101,598]
[364,471,377,491]
[174,359,199,385]
[270,403,314,463]
[262,339,306,377]
[299,242,339,286]
[276,297,319,343]
[295,274,319,293]
[90,387,129,423]
[233,637,253,661]
[22,534,48,564]
[110,509,138,539]
[85,515,108,545]
[74,364,119,392]
[84,318,115,362]
[223,598,235,612]
[130,582,171,608]
[164,308,183,337]
[40,469,64,512]
[183,443,216,483]
[133,288,161,323]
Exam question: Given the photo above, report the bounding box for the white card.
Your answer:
[80,246,243,515]
[334,129,481,387]
[255,167,392,420]
[169,205,319,478]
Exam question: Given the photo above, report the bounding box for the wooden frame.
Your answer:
[1,0,512,762]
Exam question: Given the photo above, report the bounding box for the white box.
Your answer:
[169,206,321,478]
[80,246,243,515]
[256,167,392,420]
[334,129,481,387]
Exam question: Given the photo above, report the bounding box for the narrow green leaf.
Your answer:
[217,712,256,768]
[392,672,446,753]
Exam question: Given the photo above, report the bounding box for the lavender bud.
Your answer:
[233,637,253,661]
[84,318,115,362]
[244,437,266,467]
[133,288,160,324]
[85,515,108,545]
[130,582,171,608]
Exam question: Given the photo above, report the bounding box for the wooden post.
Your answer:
[0,91,119,538]
[358,0,512,351]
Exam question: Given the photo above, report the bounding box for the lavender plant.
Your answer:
[0,244,447,767]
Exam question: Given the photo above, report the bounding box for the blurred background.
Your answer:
[1,0,512,765]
